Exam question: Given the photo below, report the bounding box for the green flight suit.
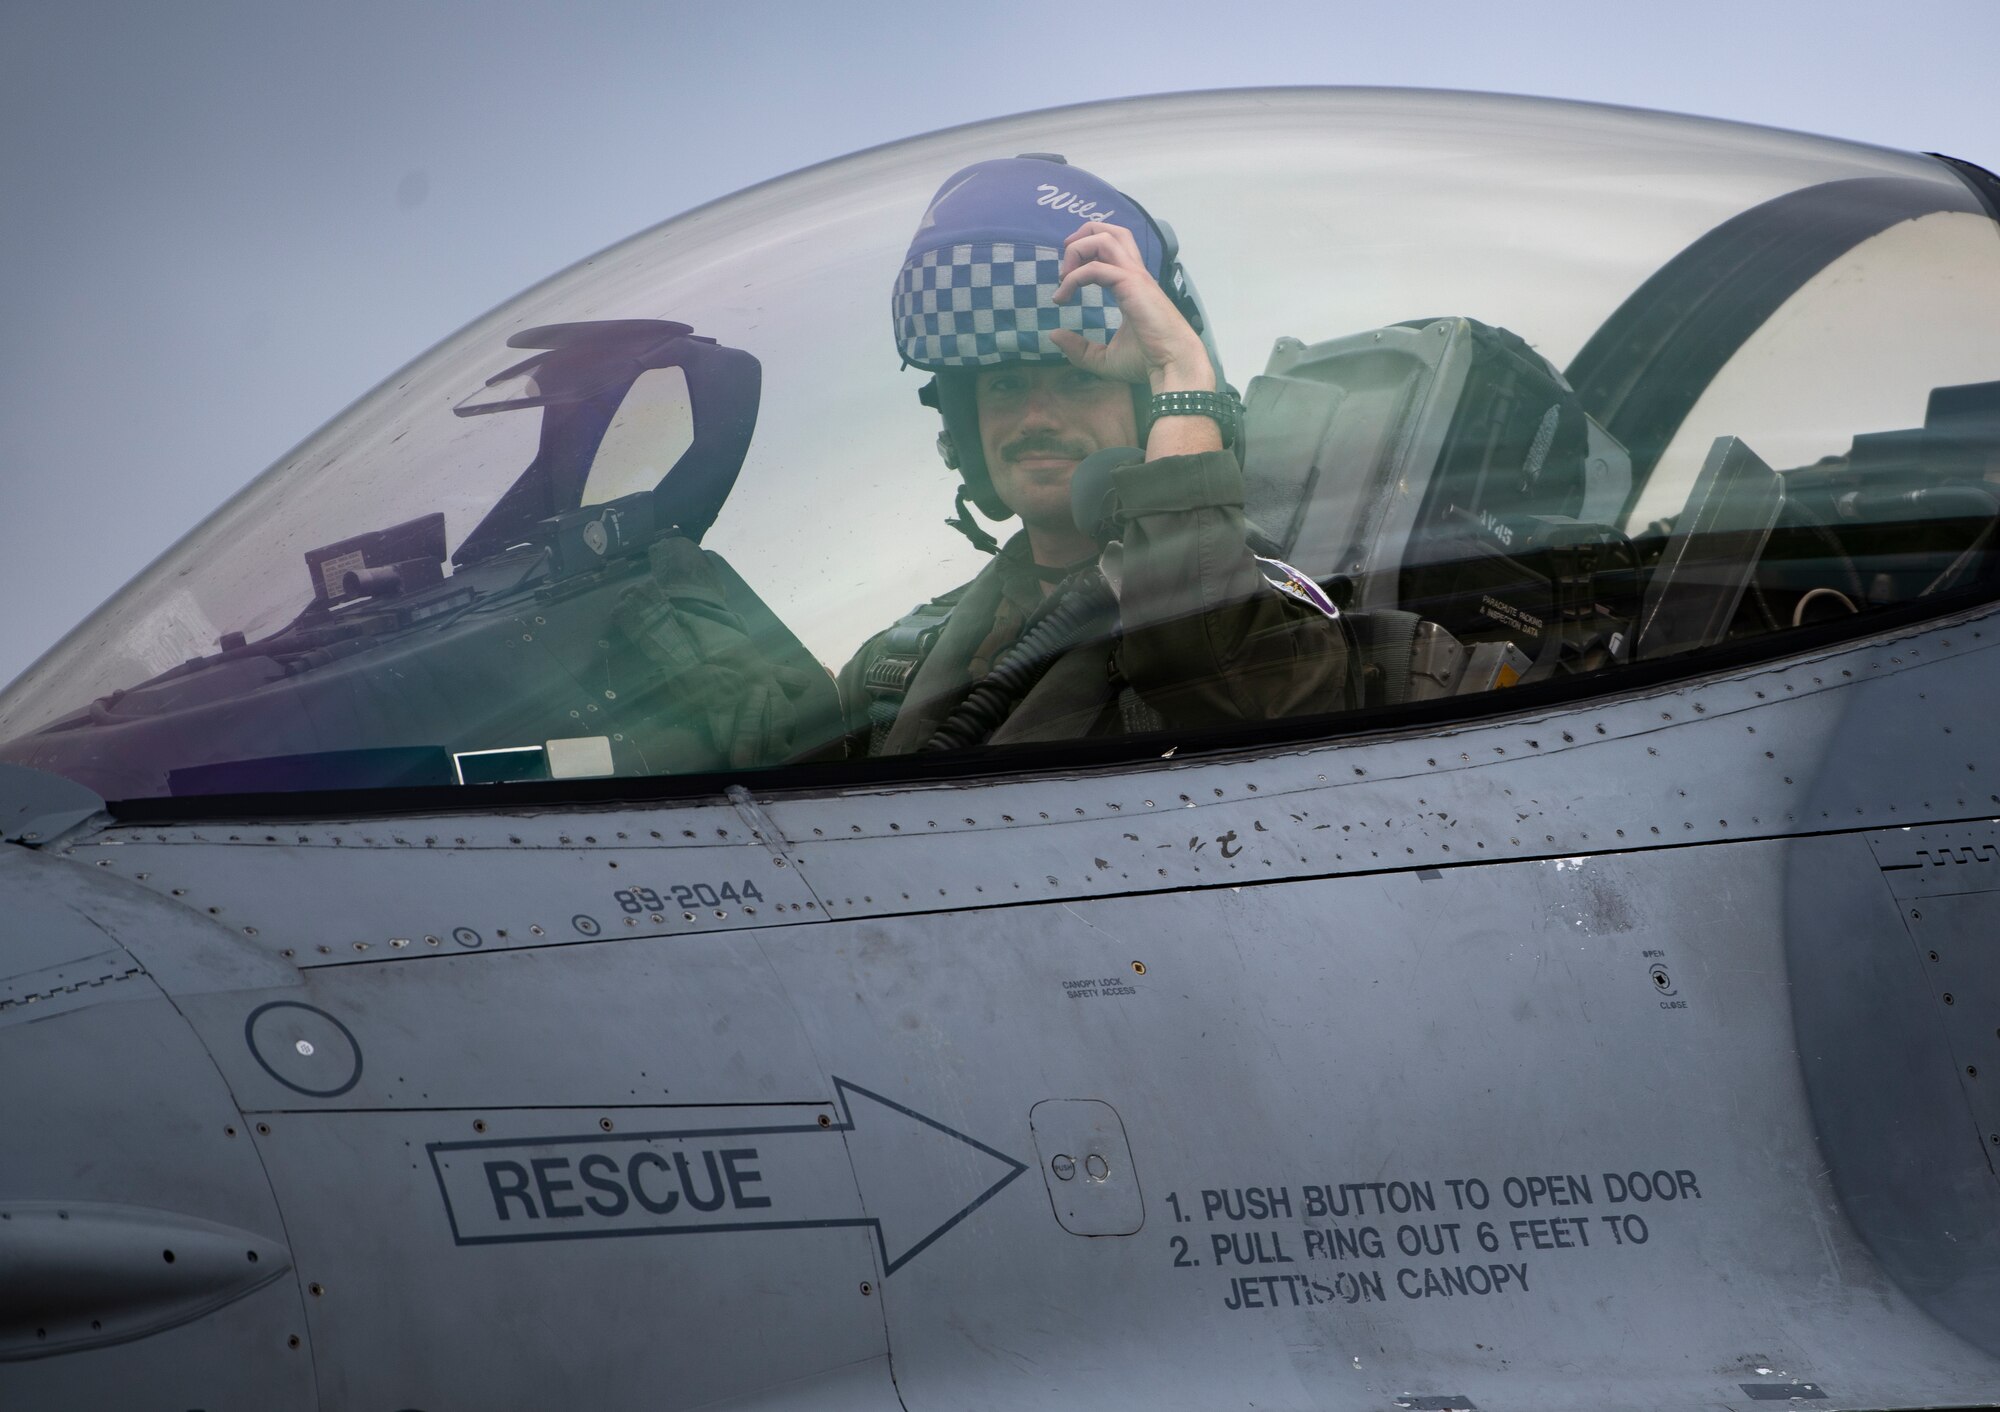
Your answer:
[838,449,1354,755]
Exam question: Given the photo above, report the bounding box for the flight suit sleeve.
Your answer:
[611,537,820,769]
[1109,449,1353,727]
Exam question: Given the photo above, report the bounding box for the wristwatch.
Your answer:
[1148,388,1243,449]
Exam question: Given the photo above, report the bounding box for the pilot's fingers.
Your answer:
[1063,220,1144,269]
[1048,326,1109,372]
[1059,225,1144,277]
[1051,256,1155,309]
[1054,258,1195,370]
[1050,326,1156,391]
[1056,239,1149,300]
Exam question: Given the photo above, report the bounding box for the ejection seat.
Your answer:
[1238,316,1637,706]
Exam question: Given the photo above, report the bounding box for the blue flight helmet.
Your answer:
[892,154,1226,543]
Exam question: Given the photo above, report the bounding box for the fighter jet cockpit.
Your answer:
[1,91,1996,804]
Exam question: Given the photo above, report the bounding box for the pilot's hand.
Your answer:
[1048,220,1214,396]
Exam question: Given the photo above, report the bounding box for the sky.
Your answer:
[2,0,1997,691]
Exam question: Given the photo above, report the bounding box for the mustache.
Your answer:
[1000,434,1090,464]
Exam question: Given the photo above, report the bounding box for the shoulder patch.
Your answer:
[1254,556,1340,619]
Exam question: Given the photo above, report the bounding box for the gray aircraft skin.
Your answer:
[4,89,2000,1412]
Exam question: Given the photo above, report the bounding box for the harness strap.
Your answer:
[863,593,964,752]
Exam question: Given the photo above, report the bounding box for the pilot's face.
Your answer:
[975,363,1137,532]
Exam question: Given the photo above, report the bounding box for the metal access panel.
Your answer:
[758,836,2000,1412]
[1032,1098,1144,1236]
[89,819,821,970]
[1896,880,2000,1140]
[0,991,314,1410]
[174,926,833,1113]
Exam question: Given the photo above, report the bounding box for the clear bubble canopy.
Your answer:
[3,89,1996,801]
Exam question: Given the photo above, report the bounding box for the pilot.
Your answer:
[839,154,1354,754]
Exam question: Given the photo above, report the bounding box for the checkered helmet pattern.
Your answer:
[895,241,1118,369]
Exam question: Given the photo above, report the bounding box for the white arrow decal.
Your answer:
[426,1077,1026,1276]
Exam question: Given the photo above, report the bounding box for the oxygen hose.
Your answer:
[921,571,1119,753]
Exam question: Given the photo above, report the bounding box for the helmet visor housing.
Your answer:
[893,156,1165,371]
